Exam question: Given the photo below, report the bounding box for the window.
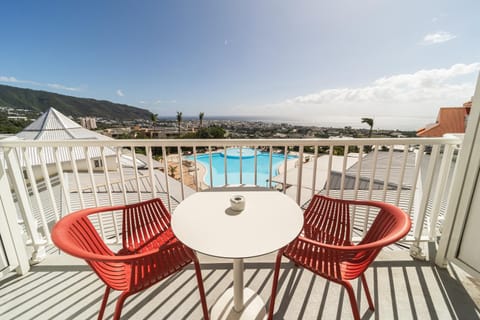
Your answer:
[94,159,103,168]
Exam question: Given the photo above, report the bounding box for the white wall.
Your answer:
[436,74,480,277]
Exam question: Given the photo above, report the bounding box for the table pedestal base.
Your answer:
[211,287,266,320]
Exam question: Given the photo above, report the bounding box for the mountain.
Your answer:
[0,84,152,120]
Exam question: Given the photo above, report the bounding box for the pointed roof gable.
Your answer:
[16,107,112,141]
[13,107,146,169]
[14,107,117,167]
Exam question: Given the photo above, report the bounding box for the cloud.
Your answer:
[116,89,124,97]
[232,63,479,130]
[154,99,177,104]
[422,31,456,45]
[47,83,81,91]
[0,75,81,91]
[137,99,177,105]
[0,76,39,85]
[287,63,480,105]
[0,76,20,83]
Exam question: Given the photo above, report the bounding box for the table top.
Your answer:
[171,191,304,259]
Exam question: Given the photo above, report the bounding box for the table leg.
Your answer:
[211,258,266,320]
[233,258,244,312]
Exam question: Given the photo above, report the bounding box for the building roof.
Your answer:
[16,107,112,141]
[337,150,417,190]
[13,108,115,166]
[417,102,471,137]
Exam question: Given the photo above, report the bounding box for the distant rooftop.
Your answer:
[417,101,471,137]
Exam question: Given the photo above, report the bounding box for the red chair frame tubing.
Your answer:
[268,195,411,320]
[52,198,209,320]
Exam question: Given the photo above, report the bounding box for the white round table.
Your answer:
[172,191,304,320]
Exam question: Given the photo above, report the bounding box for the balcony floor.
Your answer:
[1,245,479,320]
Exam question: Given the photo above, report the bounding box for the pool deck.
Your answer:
[273,153,358,203]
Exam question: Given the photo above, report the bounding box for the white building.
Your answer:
[79,116,97,130]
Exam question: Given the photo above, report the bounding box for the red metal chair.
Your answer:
[268,195,411,320]
[52,198,209,320]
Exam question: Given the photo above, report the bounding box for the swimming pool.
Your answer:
[187,148,297,187]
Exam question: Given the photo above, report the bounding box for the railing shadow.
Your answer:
[270,258,479,320]
[0,258,478,319]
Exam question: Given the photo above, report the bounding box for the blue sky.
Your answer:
[1,0,479,130]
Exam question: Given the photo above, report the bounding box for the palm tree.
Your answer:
[361,117,374,153]
[199,112,205,128]
[361,117,374,138]
[176,111,183,135]
[151,113,158,129]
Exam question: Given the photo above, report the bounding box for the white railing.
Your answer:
[0,136,462,266]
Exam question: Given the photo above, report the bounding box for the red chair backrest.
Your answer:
[121,198,173,253]
[52,212,113,258]
[303,195,352,246]
[302,195,411,276]
[52,210,129,291]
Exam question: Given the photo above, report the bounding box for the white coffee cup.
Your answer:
[230,195,246,211]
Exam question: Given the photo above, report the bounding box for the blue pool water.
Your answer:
[187,148,297,187]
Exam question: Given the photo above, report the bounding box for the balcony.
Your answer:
[1,136,479,319]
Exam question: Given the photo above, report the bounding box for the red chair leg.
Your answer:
[113,292,129,320]
[343,281,361,320]
[361,273,374,311]
[268,251,283,320]
[193,258,210,320]
[98,286,111,320]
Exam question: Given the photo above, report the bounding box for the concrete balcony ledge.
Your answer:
[1,246,479,320]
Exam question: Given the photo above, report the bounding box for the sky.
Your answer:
[1,0,479,130]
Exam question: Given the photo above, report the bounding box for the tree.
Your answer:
[361,117,374,138]
[151,113,158,128]
[361,117,374,153]
[183,126,226,139]
[199,112,205,128]
[207,126,225,138]
[168,165,178,177]
[0,112,30,133]
[176,111,183,135]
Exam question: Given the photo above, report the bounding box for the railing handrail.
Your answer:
[0,136,463,148]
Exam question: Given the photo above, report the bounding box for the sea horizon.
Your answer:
[158,115,426,131]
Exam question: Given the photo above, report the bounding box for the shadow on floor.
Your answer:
[0,256,479,319]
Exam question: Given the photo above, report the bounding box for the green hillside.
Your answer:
[0,84,152,120]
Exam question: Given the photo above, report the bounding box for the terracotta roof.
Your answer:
[417,104,469,137]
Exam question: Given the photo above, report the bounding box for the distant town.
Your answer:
[1,105,418,139]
